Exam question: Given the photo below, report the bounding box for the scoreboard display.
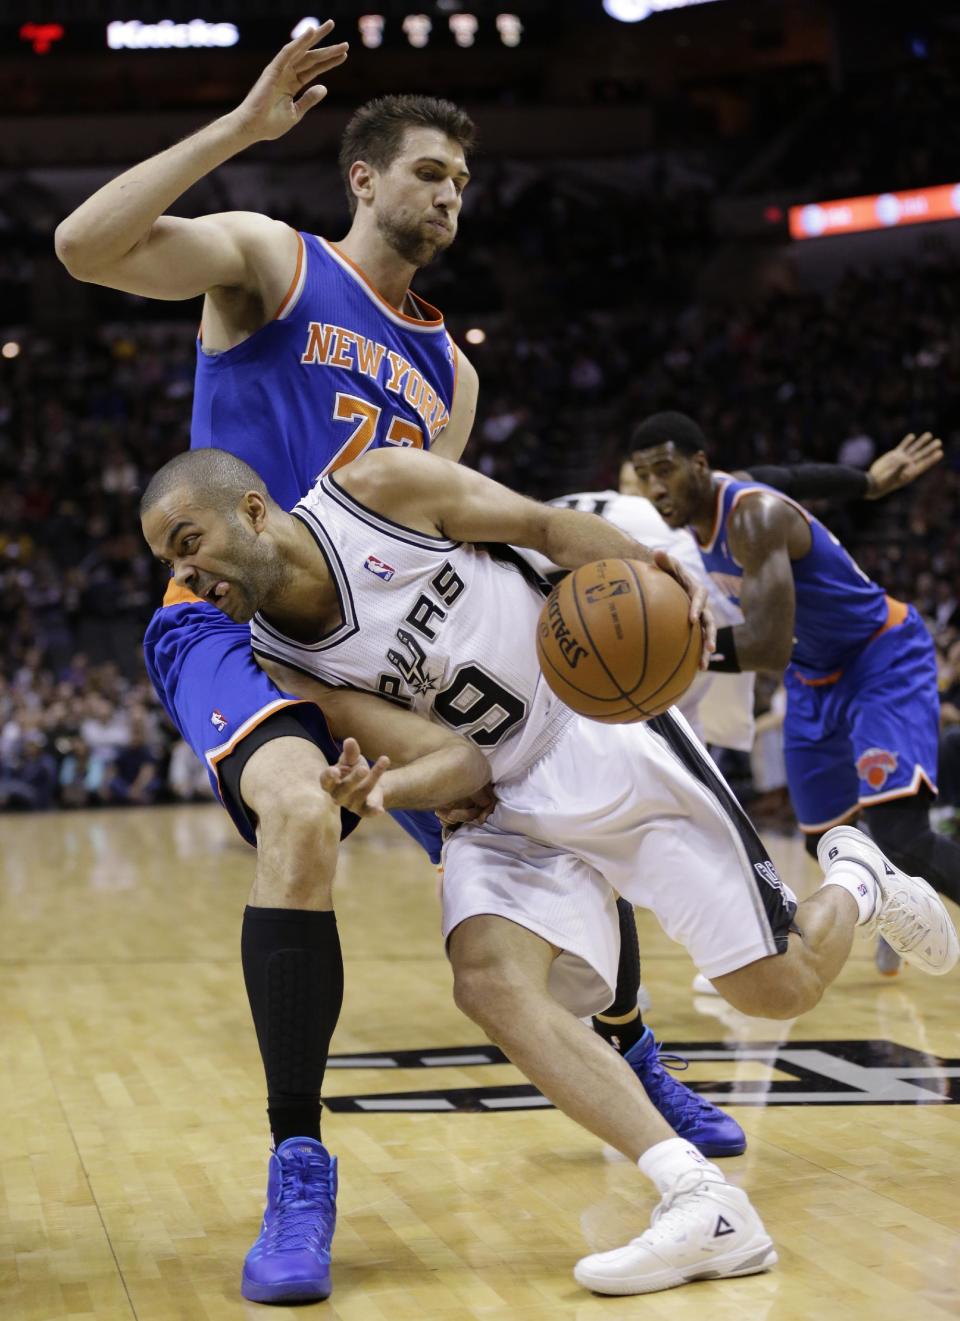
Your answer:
[8,9,559,57]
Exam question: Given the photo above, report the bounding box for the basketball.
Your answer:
[536,558,702,722]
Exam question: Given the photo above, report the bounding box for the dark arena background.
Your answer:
[3,4,960,1319]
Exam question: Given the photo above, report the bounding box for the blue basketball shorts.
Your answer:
[144,597,443,861]
[783,604,938,833]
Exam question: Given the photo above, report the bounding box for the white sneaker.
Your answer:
[573,1174,776,1296]
[818,826,959,976]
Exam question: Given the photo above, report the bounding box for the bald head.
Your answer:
[139,447,271,521]
[140,448,292,624]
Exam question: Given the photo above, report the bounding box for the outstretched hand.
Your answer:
[230,20,349,144]
[653,550,717,670]
[320,737,388,817]
[866,431,943,499]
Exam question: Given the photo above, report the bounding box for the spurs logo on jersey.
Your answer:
[250,472,574,780]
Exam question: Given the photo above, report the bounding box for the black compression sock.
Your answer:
[593,897,645,1055]
[240,906,344,1148]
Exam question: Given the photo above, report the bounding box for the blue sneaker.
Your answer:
[241,1137,338,1304]
[625,1027,746,1158]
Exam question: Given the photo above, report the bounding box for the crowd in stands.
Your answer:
[3,160,960,817]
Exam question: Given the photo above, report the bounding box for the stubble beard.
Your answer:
[375,209,452,269]
[225,536,292,625]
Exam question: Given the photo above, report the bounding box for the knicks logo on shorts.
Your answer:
[857,747,898,790]
[210,709,228,733]
[364,554,396,582]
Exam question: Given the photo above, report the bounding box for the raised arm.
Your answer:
[53,23,347,300]
[719,493,810,674]
[741,431,942,504]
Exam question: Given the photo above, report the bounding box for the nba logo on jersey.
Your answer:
[857,747,898,789]
[210,709,228,733]
[364,554,396,582]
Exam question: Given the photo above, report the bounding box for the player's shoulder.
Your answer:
[727,486,801,545]
[197,211,299,275]
[197,210,292,242]
[335,445,440,499]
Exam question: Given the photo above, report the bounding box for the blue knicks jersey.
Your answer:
[699,477,890,677]
[191,231,458,510]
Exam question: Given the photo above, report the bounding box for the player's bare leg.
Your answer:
[236,735,343,1304]
[711,885,857,1018]
[242,736,339,910]
[450,913,675,1158]
[593,899,745,1156]
[448,914,775,1297]
[713,824,959,1019]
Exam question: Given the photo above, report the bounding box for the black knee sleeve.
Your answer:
[605,897,641,1017]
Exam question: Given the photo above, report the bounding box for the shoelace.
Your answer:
[651,1169,713,1226]
[269,1151,335,1251]
[881,895,931,952]
[641,1045,717,1124]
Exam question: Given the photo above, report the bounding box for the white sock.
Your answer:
[819,861,879,925]
[638,1138,724,1195]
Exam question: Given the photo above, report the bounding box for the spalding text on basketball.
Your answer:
[544,595,589,668]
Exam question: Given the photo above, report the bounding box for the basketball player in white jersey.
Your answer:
[141,444,958,1297]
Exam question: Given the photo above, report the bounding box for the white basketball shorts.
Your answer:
[441,708,797,1017]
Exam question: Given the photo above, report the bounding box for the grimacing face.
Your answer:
[630,442,707,528]
[371,126,469,267]
[142,490,287,624]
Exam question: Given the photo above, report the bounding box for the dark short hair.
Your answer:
[339,94,477,214]
[630,411,709,458]
[140,447,269,521]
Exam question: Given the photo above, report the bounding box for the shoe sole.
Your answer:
[695,1139,747,1158]
[241,1271,332,1303]
[574,1241,778,1296]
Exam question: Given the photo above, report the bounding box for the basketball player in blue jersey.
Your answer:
[54,23,729,1301]
[630,411,960,955]
[54,22,484,1304]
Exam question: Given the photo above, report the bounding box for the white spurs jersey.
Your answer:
[250,473,574,782]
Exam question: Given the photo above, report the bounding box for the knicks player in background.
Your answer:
[631,411,960,969]
[54,22,483,1305]
[521,429,943,1057]
[53,23,723,1302]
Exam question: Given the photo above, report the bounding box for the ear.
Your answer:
[692,450,710,474]
[241,490,270,532]
[349,159,376,207]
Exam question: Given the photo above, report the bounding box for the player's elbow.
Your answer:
[54,221,98,279]
[454,741,492,800]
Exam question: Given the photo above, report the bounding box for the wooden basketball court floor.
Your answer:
[2,803,959,1321]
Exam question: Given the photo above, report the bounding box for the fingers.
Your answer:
[339,736,361,767]
[320,741,390,814]
[700,606,717,668]
[292,48,349,89]
[294,85,329,119]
